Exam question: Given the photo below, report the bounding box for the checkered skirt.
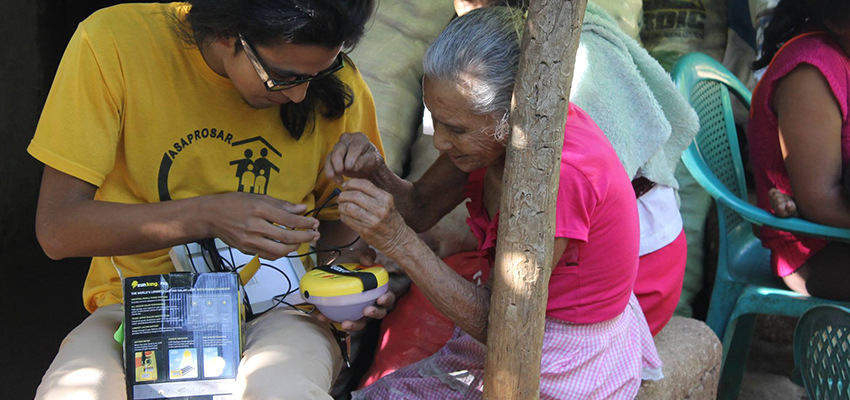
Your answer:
[352,293,662,399]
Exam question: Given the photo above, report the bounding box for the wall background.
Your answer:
[0,2,149,398]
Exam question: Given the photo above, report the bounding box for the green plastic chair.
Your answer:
[795,305,850,400]
[671,52,850,400]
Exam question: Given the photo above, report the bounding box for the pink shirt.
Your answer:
[747,31,850,277]
[465,104,640,324]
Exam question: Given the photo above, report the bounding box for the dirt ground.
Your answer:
[739,314,809,400]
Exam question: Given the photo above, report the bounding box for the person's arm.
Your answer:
[375,153,470,232]
[35,166,321,261]
[774,64,850,228]
[380,231,569,344]
[325,133,469,232]
[337,178,568,343]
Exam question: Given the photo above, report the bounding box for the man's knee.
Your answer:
[38,306,344,400]
[235,309,342,400]
[36,304,126,400]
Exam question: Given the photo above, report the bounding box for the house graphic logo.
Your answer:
[229,137,282,195]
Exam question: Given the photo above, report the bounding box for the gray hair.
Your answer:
[423,7,525,117]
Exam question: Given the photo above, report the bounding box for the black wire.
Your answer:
[186,186,357,320]
[200,238,224,272]
[195,241,253,317]
[241,262,318,318]
[268,187,361,260]
[284,248,341,260]
[304,190,361,257]
[184,244,198,273]
[227,246,237,270]
[268,295,315,316]
[219,255,235,271]
[303,189,341,218]
[199,239,241,273]
[305,202,338,214]
[317,236,360,251]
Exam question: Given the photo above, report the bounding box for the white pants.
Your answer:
[35,304,342,400]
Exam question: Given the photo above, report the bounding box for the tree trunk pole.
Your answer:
[482,1,587,399]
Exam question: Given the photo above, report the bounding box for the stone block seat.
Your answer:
[637,317,722,400]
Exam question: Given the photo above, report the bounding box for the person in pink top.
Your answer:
[747,0,850,301]
[322,8,661,399]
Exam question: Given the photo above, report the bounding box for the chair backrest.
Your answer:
[795,305,850,400]
[671,53,775,285]
[672,53,752,236]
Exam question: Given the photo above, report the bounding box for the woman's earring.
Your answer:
[494,113,510,143]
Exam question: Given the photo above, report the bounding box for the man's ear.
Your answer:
[216,35,239,56]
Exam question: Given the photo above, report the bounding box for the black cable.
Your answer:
[317,235,360,251]
[266,295,315,316]
[236,262,312,318]
[284,248,341,260]
[200,238,224,272]
[304,202,338,215]
[185,186,358,320]
[199,239,241,273]
[195,241,254,318]
[265,187,360,261]
[184,244,198,273]
[307,188,362,257]
[219,254,235,271]
[234,273,255,320]
[303,188,341,218]
[227,246,237,270]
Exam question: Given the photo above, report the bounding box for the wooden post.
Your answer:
[482,1,587,399]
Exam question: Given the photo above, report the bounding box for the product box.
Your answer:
[123,272,244,400]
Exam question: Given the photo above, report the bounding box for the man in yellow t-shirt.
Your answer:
[29,1,394,399]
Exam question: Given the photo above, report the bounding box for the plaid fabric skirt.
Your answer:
[352,293,662,400]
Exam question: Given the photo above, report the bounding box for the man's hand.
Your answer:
[201,192,320,260]
[325,132,384,184]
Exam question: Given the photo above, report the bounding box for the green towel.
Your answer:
[571,2,700,188]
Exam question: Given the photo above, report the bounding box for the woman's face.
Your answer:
[423,76,505,172]
[453,0,493,16]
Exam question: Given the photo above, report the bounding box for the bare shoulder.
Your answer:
[773,63,841,119]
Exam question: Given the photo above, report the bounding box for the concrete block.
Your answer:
[636,317,722,400]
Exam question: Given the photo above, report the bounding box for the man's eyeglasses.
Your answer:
[239,34,345,92]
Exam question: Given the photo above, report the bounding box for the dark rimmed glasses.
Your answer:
[238,33,345,92]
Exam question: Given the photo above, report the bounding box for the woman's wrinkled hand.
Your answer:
[315,291,397,331]
[337,179,414,258]
[325,132,385,184]
[200,192,320,260]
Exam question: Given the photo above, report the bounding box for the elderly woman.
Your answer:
[449,0,692,335]
[327,8,661,399]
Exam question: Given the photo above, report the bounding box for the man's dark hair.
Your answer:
[183,0,375,140]
[753,0,850,70]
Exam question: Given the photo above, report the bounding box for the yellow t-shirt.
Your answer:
[28,3,384,313]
